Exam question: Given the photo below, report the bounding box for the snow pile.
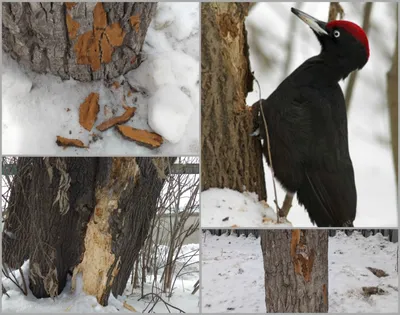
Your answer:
[2,2,199,156]
[201,188,292,227]
[329,231,398,313]
[2,244,199,313]
[246,3,397,227]
[201,231,398,313]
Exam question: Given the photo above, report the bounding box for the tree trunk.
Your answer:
[2,2,156,81]
[387,4,398,185]
[2,157,175,306]
[201,3,266,201]
[260,230,329,313]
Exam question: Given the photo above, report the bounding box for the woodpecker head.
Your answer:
[291,7,369,77]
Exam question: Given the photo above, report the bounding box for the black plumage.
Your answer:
[257,8,369,227]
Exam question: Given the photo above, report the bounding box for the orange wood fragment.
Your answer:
[129,15,140,32]
[112,81,120,89]
[66,14,80,39]
[116,125,163,149]
[93,2,107,30]
[65,2,77,10]
[105,23,126,47]
[79,92,100,131]
[56,136,87,148]
[96,106,137,132]
[100,35,113,63]
[74,31,93,65]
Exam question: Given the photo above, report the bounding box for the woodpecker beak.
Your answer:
[291,8,328,36]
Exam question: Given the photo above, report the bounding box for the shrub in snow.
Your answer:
[148,85,193,143]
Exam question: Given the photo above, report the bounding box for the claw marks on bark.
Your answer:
[323,284,328,306]
[291,230,315,282]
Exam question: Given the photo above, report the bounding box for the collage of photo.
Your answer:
[1,1,399,314]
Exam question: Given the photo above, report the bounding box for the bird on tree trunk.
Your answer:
[254,8,369,227]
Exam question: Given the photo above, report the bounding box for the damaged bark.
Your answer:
[260,230,328,313]
[2,2,156,81]
[201,3,266,200]
[2,157,176,306]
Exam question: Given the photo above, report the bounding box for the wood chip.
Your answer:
[65,2,77,10]
[66,14,80,39]
[116,125,163,149]
[96,106,137,132]
[129,15,140,32]
[79,92,99,131]
[366,267,388,278]
[56,136,87,148]
[123,301,137,312]
[362,286,386,296]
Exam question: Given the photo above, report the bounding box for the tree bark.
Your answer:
[201,3,266,201]
[260,230,329,313]
[387,4,398,185]
[2,2,156,81]
[2,157,175,306]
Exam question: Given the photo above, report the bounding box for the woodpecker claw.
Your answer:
[250,128,260,137]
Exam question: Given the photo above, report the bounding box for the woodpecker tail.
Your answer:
[297,168,356,227]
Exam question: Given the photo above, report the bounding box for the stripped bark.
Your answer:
[261,230,329,313]
[2,2,156,81]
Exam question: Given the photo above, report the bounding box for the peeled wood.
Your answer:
[79,92,100,131]
[96,106,137,131]
[116,125,163,149]
[56,136,87,148]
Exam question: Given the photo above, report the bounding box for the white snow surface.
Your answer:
[201,188,292,228]
[201,231,398,313]
[148,85,193,143]
[2,244,199,313]
[245,3,397,227]
[2,2,199,156]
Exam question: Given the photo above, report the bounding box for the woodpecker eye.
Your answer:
[333,30,340,38]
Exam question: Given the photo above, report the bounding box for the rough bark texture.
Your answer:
[261,230,329,313]
[2,157,176,306]
[387,6,398,185]
[2,2,156,81]
[2,157,97,298]
[201,3,266,201]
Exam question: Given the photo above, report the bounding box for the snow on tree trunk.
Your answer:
[2,2,156,81]
[201,3,266,200]
[260,230,329,313]
[2,157,175,306]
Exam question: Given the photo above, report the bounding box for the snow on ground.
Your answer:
[201,188,292,228]
[201,231,398,313]
[2,2,199,156]
[245,2,397,227]
[2,244,199,313]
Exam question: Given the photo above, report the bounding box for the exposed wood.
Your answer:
[261,230,329,312]
[2,2,157,81]
[116,125,163,149]
[96,106,136,132]
[56,136,87,148]
[79,92,100,131]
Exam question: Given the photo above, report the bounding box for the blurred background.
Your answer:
[246,2,398,227]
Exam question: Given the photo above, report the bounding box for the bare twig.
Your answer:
[139,292,186,313]
[328,2,344,22]
[254,76,280,221]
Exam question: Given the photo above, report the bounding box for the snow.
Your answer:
[201,231,398,313]
[201,188,292,228]
[2,2,199,156]
[243,2,398,227]
[2,244,199,313]
[148,85,193,143]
